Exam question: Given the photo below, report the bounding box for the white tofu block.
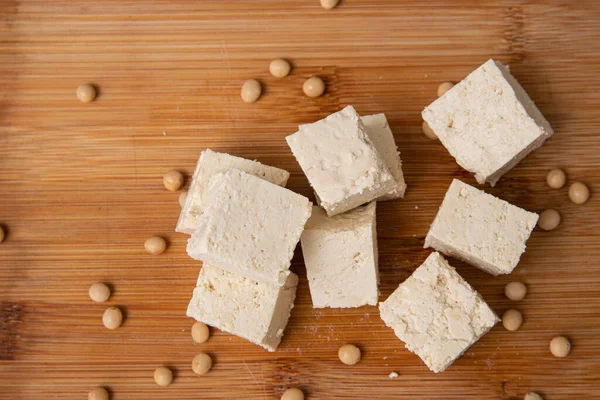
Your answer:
[176,149,290,234]
[379,252,499,373]
[299,113,407,201]
[361,113,407,200]
[422,59,553,186]
[187,264,298,352]
[287,105,395,216]
[425,179,538,276]
[301,202,379,308]
[187,169,312,285]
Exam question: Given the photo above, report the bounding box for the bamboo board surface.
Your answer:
[1,1,600,399]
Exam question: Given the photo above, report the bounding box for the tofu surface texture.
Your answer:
[379,252,499,373]
[187,264,299,352]
[360,113,407,200]
[422,59,553,186]
[300,202,379,308]
[286,105,395,216]
[176,149,290,234]
[425,179,538,276]
[187,169,312,285]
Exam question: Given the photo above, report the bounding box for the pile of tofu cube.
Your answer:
[177,59,553,373]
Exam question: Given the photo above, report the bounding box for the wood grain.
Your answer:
[1,1,600,399]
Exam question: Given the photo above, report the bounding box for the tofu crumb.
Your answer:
[389,372,399,379]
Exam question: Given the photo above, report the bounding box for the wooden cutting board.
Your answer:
[1,1,599,399]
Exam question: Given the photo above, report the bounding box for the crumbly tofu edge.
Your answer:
[371,203,380,292]
[176,150,209,234]
[494,61,553,139]
[360,113,407,200]
[262,273,299,350]
[431,307,498,373]
[424,235,504,276]
[319,178,393,216]
[484,61,554,185]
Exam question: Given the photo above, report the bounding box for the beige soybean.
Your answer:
[538,209,561,231]
[320,0,340,9]
[154,366,174,387]
[281,387,304,400]
[163,170,184,191]
[102,307,123,330]
[89,282,111,303]
[88,387,109,400]
[77,84,97,103]
[303,76,325,98]
[524,393,544,400]
[550,335,571,358]
[569,182,590,204]
[178,190,188,207]
[191,322,210,344]
[241,79,262,103]
[546,169,566,189]
[437,81,454,97]
[502,309,523,331]
[145,236,166,255]
[269,59,291,78]
[505,282,527,301]
[0,225,5,243]
[338,343,361,365]
[192,352,212,375]
[422,121,437,140]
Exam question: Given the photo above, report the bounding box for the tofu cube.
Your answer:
[379,252,499,373]
[176,149,290,234]
[425,179,538,276]
[361,113,407,200]
[301,202,379,308]
[187,264,298,352]
[422,59,553,186]
[287,105,395,216]
[299,113,407,201]
[187,169,312,285]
